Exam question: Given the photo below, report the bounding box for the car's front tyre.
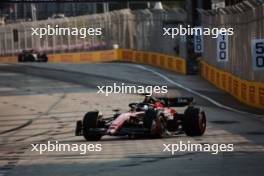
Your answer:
[144,110,166,138]
[82,111,103,141]
[18,54,24,62]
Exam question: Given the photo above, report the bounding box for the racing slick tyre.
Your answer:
[39,54,48,62]
[183,107,206,136]
[144,110,166,138]
[42,55,48,62]
[82,111,102,141]
[18,54,24,62]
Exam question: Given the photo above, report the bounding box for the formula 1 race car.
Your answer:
[18,49,48,62]
[75,96,206,141]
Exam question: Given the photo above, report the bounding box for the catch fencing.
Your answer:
[0,8,187,58]
[201,0,264,82]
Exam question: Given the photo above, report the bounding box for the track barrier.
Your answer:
[201,60,264,110]
[0,49,186,75]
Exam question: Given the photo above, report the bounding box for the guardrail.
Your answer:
[201,60,264,110]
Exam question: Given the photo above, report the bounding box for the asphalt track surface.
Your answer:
[0,62,263,176]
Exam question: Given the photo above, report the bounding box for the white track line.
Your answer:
[133,64,263,118]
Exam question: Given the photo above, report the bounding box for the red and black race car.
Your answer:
[75,96,206,141]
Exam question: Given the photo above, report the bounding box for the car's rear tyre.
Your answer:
[40,54,48,62]
[83,111,102,141]
[43,56,48,62]
[183,107,206,136]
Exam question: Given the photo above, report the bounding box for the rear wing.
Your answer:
[158,97,194,107]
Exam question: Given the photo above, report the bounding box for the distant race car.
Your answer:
[75,96,206,141]
[18,50,48,62]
